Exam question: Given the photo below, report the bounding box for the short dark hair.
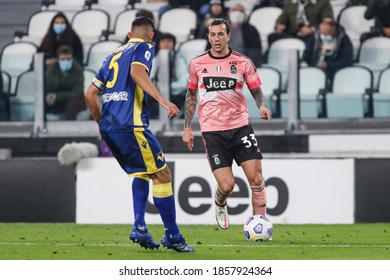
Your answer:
[208,18,230,34]
[159,33,176,47]
[131,16,155,32]
[135,9,154,21]
[56,45,73,57]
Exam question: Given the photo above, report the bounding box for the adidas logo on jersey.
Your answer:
[202,68,208,73]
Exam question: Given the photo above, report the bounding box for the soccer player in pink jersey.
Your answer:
[182,18,272,230]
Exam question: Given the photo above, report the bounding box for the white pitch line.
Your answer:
[0,242,389,248]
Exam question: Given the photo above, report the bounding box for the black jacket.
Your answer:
[302,24,353,80]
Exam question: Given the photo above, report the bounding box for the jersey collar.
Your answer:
[208,47,232,60]
[128,38,145,42]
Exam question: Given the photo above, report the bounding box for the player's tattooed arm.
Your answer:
[184,88,198,128]
[249,87,266,109]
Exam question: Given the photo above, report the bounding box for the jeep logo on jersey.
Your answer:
[204,76,237,92]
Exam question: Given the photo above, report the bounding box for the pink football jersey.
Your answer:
[188,49,261,132]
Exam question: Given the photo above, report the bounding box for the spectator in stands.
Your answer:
[206,3,262,66]
[360,0,390,43]
[45,45,86,120]
[301,20,353,86]
[150,33,188,118]
[268,0,333,47]
[123,9,163,53]
[198,0,228,39]
[38,12,83,66]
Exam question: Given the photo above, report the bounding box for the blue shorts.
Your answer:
[101,128,166,176]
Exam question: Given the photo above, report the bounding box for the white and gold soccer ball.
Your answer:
[243,215,273,242]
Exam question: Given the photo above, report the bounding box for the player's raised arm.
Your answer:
[182,88,198,151]
[131,64,179,120]
[249,86,272,120]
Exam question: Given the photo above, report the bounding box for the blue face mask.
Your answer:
[59,60,73,72]
[53,23,66,35]
[320,34,333,43]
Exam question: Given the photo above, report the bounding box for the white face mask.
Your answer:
[229,11,245,24]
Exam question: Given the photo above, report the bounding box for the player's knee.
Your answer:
[250,177,265,191]
[248,175,264,186]
[219,178,235,193]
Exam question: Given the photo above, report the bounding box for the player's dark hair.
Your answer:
[208,18,230,34]
[56,45,73,57]
[135,9,154,21]
[131,16,155,32]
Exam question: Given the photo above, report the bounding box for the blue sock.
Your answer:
[132,177,149,230]
[153,183,180,239]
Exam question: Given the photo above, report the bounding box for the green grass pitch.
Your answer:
[0,223,389,260]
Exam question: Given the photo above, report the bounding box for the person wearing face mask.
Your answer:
[45,45,86,120]
[301,20,353,87]
[205,3,262,66]
[268,0,333,47]
[38,12,84,66]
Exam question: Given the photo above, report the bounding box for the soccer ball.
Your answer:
[243,215,273,242]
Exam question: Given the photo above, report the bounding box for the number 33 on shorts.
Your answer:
[241,133,258,148]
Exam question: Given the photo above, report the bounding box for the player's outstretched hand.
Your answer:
[182,128,194,151]
[260,106,272,120]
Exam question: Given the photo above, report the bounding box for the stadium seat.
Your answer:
[330,0,349,19]
[9,71,36,121]
[243,67,282,118]
[158,8,197,45]
[71,9,110,64]
[325,66,373,118]
[85,40,122,73]
[1,71,11,94]
[178,39,208,65]
[337,6,375,58]
[373,68,390,118]
[248,7,282,53]
[264,38,306,90]
[355,37,390,89]
[281,67,327,118]
[0,41,37,93]
[91,1,130,32]
[0,71,11,121]
[107,9,138,41]
[42,0,87,21]
[14,10,59,46]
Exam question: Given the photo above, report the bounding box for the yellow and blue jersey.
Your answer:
[93,38,166,176]
[93,38,155,132]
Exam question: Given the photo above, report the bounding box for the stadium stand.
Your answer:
[337,5,375,58]
[70,9,110,64]
[158,8,197,45]
[0,41,37,93]
[325,66,374,118]
[355,36,390,89]
[263,38,306,90]
[84,40,122,73]
[248,7,282,53]
[373,67,390,117]
[281,67,327,119]
[9,70,35,121]
[14,10,59,46]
